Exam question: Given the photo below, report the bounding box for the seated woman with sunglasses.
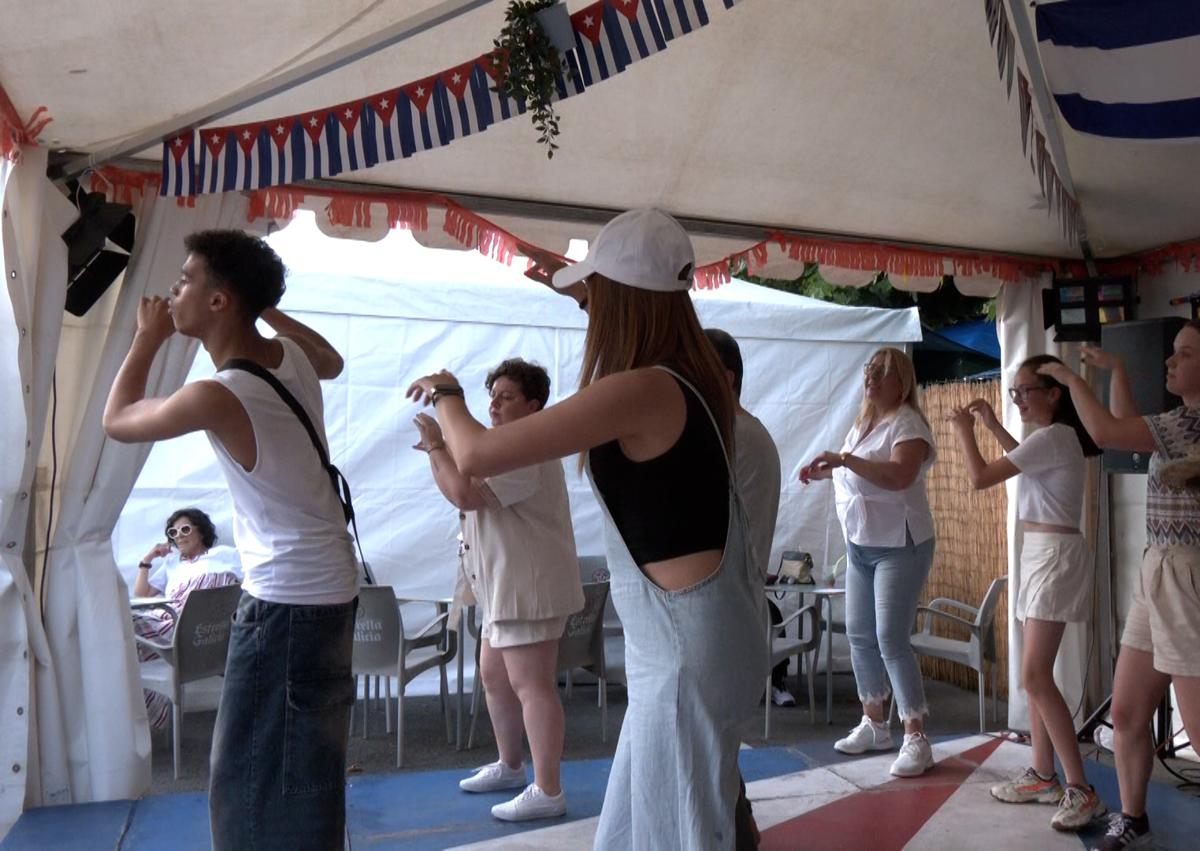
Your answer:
[131,506,242,727]
[949,355,1105,832]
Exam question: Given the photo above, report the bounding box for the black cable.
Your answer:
[38,369,57,616]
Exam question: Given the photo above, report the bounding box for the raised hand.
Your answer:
[947,406,975,430]
[136,296,175,346]
[1036,360,1076,385]
[142,541,172,563]
[799,451,842,484]
[965,398,1000,429]
[1080,344,1123,372]
[405,370,461,406]
[412,412,445,451]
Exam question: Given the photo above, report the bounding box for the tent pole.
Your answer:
[54,0,492,181]
[1003,0,1095,269]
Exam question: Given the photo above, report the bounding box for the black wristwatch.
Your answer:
[431,384,465,406]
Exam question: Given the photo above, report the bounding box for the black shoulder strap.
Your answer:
[219,357,370,580]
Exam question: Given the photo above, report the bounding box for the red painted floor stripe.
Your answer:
[759,737,1006,851]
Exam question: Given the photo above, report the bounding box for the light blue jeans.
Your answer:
[844,532,935,722]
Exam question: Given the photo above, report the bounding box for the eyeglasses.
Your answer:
[863,363,887,380]
[1007,385,1049,402]
[167,524,194,539]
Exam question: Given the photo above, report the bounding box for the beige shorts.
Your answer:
[1017,531,1093,624]
[482,615,568,649]
[1121,545,1200,677]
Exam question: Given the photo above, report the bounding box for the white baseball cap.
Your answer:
[552,208,695,292]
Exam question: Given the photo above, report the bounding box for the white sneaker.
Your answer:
[459,760,526,793]
[890,731,934,777]
[834,715,893,754]
[491,783,567,822]
[772,686,797,707]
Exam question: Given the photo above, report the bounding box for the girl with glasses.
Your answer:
[800,347,939,779]
[130,507,242,728]
[949,355,1105,832]
[1038,327,1200,851]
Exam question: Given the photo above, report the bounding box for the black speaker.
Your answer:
[1100,317,1185,473]
[61,182,135,316]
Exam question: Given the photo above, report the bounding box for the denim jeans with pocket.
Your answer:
[209,592,357,850]
[844,532,935,722]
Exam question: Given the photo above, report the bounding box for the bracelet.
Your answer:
[431,384,464,406]
[138,562,151,569]
[839,452,850,467]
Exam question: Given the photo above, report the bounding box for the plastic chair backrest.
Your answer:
[577,555,619,631]
[557,581,609,675]
[172,584,242,684]
[975,576,1008,662]
[352,586,401,671]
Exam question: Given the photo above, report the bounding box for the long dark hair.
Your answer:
[1019,355,1102,457]
[164,507,218,549]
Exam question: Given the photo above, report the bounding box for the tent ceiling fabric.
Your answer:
[4,0,1199,260]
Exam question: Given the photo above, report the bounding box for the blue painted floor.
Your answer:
[3,741,1197,850]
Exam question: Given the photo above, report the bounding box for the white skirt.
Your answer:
[1017,531,1093,624]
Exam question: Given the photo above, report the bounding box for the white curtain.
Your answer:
[40,189,251,804]
[997,276,1092,730]
[0,148,76,836]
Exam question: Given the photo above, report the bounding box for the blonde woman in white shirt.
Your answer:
[949,354,1105,832]
[801,347,938,778]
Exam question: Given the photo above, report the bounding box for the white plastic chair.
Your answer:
[135,584,242,779]
[351,586,455,767]
[909,576,1008,733]
[764,601,821,736]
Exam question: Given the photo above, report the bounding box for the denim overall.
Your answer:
[588,369,767,850]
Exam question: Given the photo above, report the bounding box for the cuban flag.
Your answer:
[292,109,335,180]
[264,118,296,187]
[398,76,446,156]
[477,52,527,126]
[573,0,666,87]
[654,0,709,42]
[1035,0,1200,139]
[197,129,230,194]
[160,131,196,196]
[437,60,486,142]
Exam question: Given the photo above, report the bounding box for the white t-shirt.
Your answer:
[146,545,243,597]
[833,406,937,547]
[735,411,781,577]
[207,337,358,605]
[1006,422,1086,528]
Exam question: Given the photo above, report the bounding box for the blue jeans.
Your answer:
[209,592,357,850]
[845,533,935,722]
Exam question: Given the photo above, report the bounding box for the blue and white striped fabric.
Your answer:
[1035,0,1200,140]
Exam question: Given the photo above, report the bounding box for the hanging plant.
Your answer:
[491,0,575,158]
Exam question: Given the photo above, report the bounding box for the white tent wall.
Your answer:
[0,148,74,837]
[112,213,922,693]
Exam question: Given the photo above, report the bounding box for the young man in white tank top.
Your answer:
[104,230,357,850]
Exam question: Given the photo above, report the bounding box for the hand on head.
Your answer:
[799,451,843,485]
[136,296,175,346]
[1080,344,1121,372]
[1036,360,1075,384]
[405,370,461,406]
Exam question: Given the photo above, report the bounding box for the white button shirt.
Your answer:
[832,405,937,548]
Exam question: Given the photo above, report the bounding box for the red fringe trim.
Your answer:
[48,164,1200,288]
[0,83,50,163]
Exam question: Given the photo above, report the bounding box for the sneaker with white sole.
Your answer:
[772,686,797,707]
[834,715,893,754]
[989,767,1064,804]
[1051,784,1107,831]
[491,783,567,822]
[1089,812,1152,850]
[459,760,526,793]
[890,731,934,777]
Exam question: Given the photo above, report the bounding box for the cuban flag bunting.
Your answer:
[198,129,229,194]
[477,53,527,126]
[265,117,296,187]
[654,0,709,42]
[161,131,196,196]
[1035,0,1200,139]
[331,100,367,175]
[365,90,402,164]
[398,77,445,156]
[606,0,668,72]
[572,3,617,86]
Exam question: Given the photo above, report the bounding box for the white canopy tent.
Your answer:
[2,0,1200,834]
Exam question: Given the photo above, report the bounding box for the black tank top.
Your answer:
[589,373,729,566]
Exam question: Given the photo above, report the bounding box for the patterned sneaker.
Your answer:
[890,731,935,777]
[989,767,1064,804]
[491,783,567,822]
[834,715,893,754]
[1089,812,1152,849]
[1051,784,1107,831]
[459,760,527,793]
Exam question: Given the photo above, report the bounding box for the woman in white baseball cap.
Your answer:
[408,208,767,849]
